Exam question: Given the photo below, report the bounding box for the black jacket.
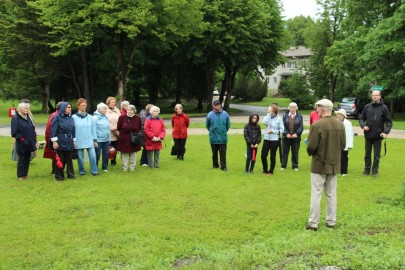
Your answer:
[243,113,262,146]
[359,100,392,139]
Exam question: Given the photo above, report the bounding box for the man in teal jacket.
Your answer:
[206,100,230,171]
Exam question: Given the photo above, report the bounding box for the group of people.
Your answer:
[11,97,191,181]
[11,93,392,230]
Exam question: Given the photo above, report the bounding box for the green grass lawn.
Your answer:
[0,135,404,269]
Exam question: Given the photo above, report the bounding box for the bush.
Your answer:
[279,72,315,109]
[232,73,268,102]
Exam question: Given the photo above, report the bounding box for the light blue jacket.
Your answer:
[93,111,111,143]
[263,113,284,141]
[73,112,97,149]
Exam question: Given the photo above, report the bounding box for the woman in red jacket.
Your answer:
[144,106,166,168]
[171,104,190,160]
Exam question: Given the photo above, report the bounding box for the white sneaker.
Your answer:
[280,168,285,171]
[341,174,347,176]
[141,164,148,167]
[293,168,299,171]
[103,170,109,172]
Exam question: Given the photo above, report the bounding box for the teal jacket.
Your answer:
[206,110,230,144]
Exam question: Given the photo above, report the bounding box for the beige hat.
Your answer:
[335,108,347,118]
[315,99,334,110]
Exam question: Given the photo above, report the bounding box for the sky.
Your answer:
[281,0,319,19]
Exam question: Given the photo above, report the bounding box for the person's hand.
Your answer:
[254,144,259,148]
[380,133,387,139]
[94,142,98,148]
[363,126,369,131]
[291,134,298,138]
[286,134,291,139]
[53,141,59,149]
[268,130,273,134]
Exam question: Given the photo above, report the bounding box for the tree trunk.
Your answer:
[116,34,127,101]
[205,61,216,112]
[80,48,90,101]
[41,81,50,113]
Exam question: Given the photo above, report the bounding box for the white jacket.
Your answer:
[343,118,354,151]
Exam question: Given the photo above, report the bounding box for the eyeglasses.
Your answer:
[66,106,72,108]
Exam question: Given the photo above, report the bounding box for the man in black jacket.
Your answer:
[359,91,392,177]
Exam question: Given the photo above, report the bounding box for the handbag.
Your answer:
[130,131,142,145]
[170,146,177,156]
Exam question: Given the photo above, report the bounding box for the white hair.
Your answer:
[97,102,108,112]
[288,102,298,110]
[18,102,29,111]
[120,100,129,108]
[149,105,160,114]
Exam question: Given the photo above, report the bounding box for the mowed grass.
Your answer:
[0,134,404,269]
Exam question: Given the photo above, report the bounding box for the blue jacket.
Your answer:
[93,111,111,143]
[73,112,97,149]
[206,110,230,144]
[11,113,37,155]
[263,113,284,141]
[51,102,76,151]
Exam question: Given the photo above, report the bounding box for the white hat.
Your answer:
[335,108,347,118]
[315,99,334,110]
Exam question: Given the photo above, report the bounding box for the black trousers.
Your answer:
[109,140,118,165]
[54,150,75,180]
[281,138,300,169]
[17,152,31,178]
[364,138,382,173]
[140,148,148,165]
[245,147,257,172]
[341,150,349,174]
[211,144,227,169]
[174,138,187,159]
[261,140,279,174]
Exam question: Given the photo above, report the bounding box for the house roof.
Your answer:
[282,46,313,58]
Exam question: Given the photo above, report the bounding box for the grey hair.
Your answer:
[121,100,130,108]
[18,102,29,111]
[127,104,137,113]
[288,102,298,110]
[174,104,183,111]
[97,102,108,112]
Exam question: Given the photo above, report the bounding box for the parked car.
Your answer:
[337,97,369,119]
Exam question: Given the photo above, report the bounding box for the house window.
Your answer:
[273,77,277,84]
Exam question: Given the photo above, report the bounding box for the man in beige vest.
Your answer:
[305,99,345,231]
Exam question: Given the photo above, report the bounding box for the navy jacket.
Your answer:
[51,102,76,151]
[11,113,37,155]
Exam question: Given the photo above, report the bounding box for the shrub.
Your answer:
[232,73,268,102]
[279,72,315,109]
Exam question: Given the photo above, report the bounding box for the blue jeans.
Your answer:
[77,148,98,175]
[96,141,109,170]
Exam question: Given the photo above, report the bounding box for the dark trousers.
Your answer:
[17,152,31,178]
[245,147,257,172]
[55,150,75,180]
[364,138,382,173]
[96,141,109,170]
[109,140,118,165]
[341,150,349,174]
[281,138,300,169]
[140,148,148,165]
[261,140,279,174]
[211,144,227,169]
[174,138,187,159]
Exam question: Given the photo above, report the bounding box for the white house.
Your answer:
[263,46,313,95]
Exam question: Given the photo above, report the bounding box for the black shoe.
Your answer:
[305,224,318,231]
[212,166,219,169]
[68,176,76,179]
[362,171,370,176]
[372,172,378,177]
[326,224,335,229]
[221,168,227,172]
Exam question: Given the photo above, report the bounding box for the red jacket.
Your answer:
[117,114,142,153]
[43,111,58,159]
[171,113,190,139]
[144,116,166,150]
